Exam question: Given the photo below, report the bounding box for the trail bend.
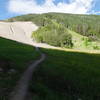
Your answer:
[10,47,46,100]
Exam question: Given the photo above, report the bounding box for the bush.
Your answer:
[93,45,100,50]
[83,38,90,47]
[32,21,73,48]
[60,34,73,48]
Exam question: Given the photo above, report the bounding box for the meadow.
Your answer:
[29,48,100,100]
[0,37,39,100]
[4,12,100,100]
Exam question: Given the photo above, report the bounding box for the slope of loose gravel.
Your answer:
[0,21,100,53]
[0,21,38,45]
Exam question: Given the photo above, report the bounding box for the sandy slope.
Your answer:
[0,21,57,49]
[0,21,38,45]
[0,21,100,53]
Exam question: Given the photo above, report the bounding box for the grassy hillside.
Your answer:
[68,29,100,50]
[0,37,39,100]
[8,13,100,50]
[32,20,73,48]
[8,13,100,41]
[29,48,100,100]
[32,19,100,50]
[6,13,100,100]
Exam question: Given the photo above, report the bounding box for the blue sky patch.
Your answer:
[0,0,100,20]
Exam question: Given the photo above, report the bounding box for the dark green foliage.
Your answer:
[83,37,91,47]
[30,48,100,100]
[60,33,73,48]
[93,45,100,50]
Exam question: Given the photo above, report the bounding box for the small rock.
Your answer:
[8,69,16,73]
[0,68,3,72]
[78,98,82,100]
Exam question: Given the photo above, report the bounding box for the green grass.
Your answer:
[68,29,100,50]
[0,37,39,100]
[29,48,100,100]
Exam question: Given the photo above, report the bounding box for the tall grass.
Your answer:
[29,48,100,100]
[0,37,39,100]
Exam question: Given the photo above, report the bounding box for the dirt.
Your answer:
[9,47,46,100]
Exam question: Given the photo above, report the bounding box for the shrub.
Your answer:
[60,34,73,48]
[32,21,73,48]
[93,45,100,50]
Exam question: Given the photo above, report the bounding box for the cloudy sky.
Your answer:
[0,0,100,20]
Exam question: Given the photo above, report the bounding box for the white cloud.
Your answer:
[8,0,94,14]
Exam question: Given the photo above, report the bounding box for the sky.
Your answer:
[0,0,100,20]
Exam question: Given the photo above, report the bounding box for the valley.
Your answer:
[0,13,100,100]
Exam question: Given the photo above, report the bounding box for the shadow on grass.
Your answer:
[0,37,40,100]
[30,48,100,100]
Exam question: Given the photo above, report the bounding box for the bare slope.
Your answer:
[0,21,57,49]
[0,21,38,45]
[0,21,100,53]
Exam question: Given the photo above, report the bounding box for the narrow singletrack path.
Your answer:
[10,47,46,100]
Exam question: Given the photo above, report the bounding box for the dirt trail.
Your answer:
[0,21,54,100]
[0,21,100,100]
[0,21,48,100]
[10,47,46,100]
